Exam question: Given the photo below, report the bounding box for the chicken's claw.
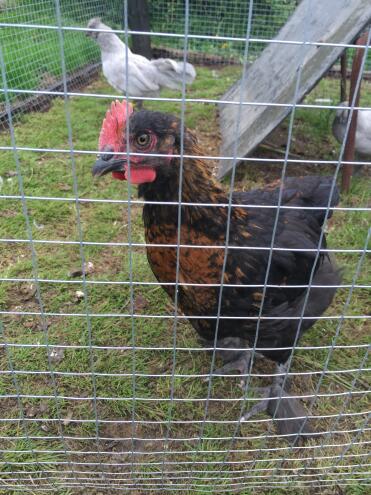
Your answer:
[240,370,314,444]
[204,351,252,388]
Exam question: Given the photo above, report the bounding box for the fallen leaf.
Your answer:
[39,402,48,413]
[49,348,65,364]
[4,170,17,177]
[63,409,74,426]
[24,320,36,329]
[134,294,149,312]
[26,406,37,418]
[57,183,72,191]
[19,283,37,302]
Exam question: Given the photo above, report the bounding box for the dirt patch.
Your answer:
[195,114,338,187]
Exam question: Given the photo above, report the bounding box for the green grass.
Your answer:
[0,67,370,494]
[0,7,100,102]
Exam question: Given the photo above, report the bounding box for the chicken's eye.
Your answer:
[135,133,151,147]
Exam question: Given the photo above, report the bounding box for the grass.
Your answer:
[0,5,100,102]
[0,66,370,495]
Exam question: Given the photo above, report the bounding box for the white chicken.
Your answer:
[332,101,371,157]
[86,18,196,103]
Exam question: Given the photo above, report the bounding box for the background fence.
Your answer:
[0,0,370,493]
[0,0,303,102]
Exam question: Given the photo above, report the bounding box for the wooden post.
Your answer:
[127,0,152,59]
[218,0,371,179]
[340,51,347,102]
[341,33,368,193]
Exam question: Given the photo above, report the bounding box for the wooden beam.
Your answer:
[127,0,152,59]
[340,51,348,103]
[341,33,368,193]
[218,0,371,178]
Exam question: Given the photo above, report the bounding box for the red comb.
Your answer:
[98,100,134,151]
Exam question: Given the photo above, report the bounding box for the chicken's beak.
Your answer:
[86,30,97,39]
[92,155,126,177]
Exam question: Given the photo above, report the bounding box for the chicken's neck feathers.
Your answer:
[98,31,131,56]
[140,144,232,230]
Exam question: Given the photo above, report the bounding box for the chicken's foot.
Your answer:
[241,362,313,443]
[202,337,255,388]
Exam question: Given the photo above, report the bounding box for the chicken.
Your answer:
[92,101,341,442]
[86,18,196,105]
[332,101,371,157]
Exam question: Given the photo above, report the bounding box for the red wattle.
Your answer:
[111,166,156,184]
[112,171,127,181]
[127,166,156,184]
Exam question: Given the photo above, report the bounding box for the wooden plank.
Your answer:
[127,0,152,59]
[218,0,371,178]
[152,46,240,66]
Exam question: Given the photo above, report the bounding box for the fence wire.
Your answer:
[0,1,297,98]
[0,0,370,493]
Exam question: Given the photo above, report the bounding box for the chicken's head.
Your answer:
[92,100,189,185]
[86,18,104,40]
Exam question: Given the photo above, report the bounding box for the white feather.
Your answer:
[332,101,371,156]
[86,18,196,98]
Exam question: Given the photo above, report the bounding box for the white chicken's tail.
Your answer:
[151,58,196,91]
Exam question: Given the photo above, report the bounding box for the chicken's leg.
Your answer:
[202,337,254,387]
[241,361,313,444]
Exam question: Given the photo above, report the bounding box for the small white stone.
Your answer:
[75,290,84,300]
